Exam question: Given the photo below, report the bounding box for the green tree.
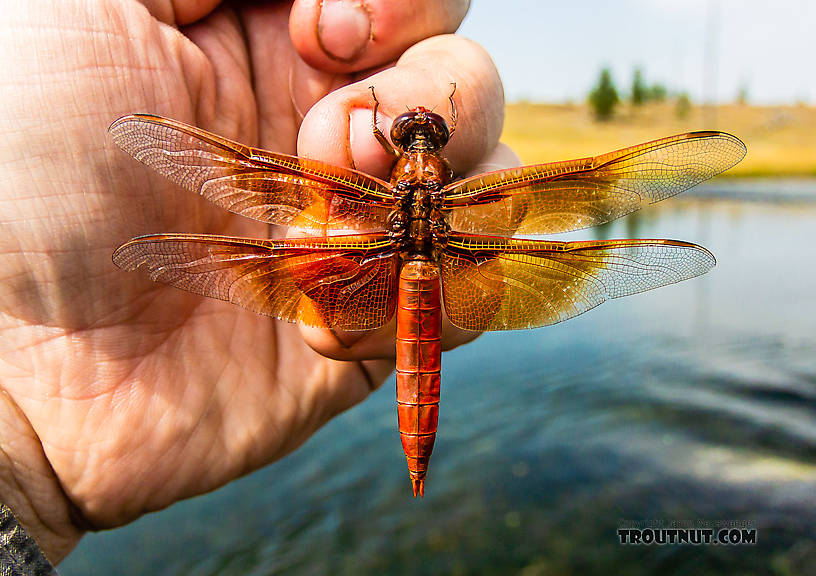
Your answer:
[631,68,646,106]
[675,92,691,119]
[589,67,619,120]
[648,83,667,102]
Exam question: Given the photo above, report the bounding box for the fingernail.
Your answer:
[349,107,394,178]
[318,0,372,62]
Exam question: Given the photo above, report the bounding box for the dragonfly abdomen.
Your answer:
[395,259,442,497]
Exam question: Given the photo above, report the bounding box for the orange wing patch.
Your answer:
[439,235,715,331]
[445,131,746,236]
[109,115,393,232]
[113,233,399,330]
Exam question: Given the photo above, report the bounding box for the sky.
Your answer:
[458,0,815,105]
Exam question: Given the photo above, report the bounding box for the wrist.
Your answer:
[0,388,84,564]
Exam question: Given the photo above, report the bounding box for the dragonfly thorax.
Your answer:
[387,150,453,257]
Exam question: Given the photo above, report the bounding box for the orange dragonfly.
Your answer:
[111,88,746,497]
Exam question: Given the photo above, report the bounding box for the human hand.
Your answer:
[0,0,510,562]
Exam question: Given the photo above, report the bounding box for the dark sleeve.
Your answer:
[0,503,59,576]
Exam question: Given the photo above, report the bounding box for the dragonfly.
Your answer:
[111,87,746,497]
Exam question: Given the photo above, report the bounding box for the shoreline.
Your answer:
[501,102,816,178]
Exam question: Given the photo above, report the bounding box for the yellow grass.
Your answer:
[501,102,816,177]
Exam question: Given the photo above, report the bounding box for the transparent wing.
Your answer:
[113,233,399,330]
[439,235,715,331]
[109,114,393,232]
[444,131,746,236]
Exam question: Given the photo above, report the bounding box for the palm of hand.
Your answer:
[0,1,389,531]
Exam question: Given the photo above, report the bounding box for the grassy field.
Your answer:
[501,102,816,177]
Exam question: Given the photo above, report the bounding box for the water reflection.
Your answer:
[63,184,816,575]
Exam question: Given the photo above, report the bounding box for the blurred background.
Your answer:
[62,1,815,574]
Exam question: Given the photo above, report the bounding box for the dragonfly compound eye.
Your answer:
[390,109,450,151]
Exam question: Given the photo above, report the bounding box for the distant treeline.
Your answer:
[588,67,691,121]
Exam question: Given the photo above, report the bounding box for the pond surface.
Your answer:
[62,180,816,575]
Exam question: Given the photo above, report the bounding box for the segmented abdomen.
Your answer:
[396,259,442,498]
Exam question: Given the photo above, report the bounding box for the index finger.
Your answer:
[296,34,508,361]
[298,34,505,179]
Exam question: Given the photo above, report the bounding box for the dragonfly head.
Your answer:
[390,106,450,152]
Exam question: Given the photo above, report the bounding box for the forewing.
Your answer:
[439,235,715,331]
[113,234,399,330]
[109,114,393,232]
[444,131,746,235]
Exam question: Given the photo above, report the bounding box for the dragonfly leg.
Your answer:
[368,86,399,158]
[447,82,458,138]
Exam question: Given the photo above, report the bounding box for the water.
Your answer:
[61,180,816,575]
